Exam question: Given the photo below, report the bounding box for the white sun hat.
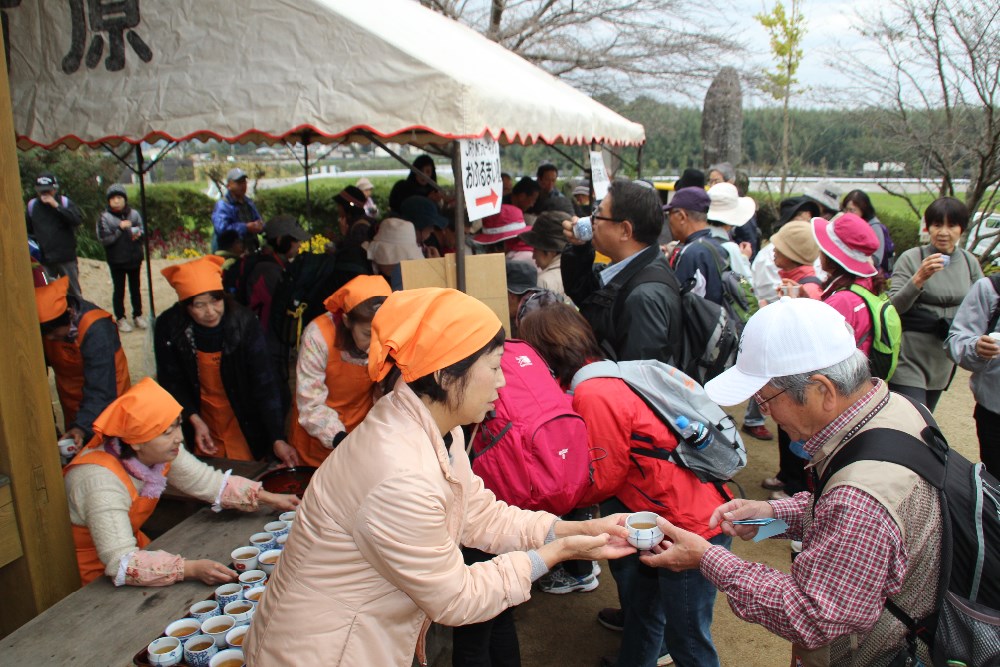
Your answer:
[704,297,858,406]
[707,183,756,227]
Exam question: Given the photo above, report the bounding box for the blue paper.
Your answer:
[732,518,790,542]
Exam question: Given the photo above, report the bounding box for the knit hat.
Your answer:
[518,210,570,253]
[812,213,879,277]
[324,275,392,315]
[106,184,128,200]
[368,288,502,382]
[90,378,183,447]
[35,276,70,323]
[771,220,819,266]
[161,255,226,301]
[473,205,528,245]
[367,218,424,265]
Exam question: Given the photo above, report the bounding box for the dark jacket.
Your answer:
[671,229,728,305]
[153,298,286,460]
[26,195,83,263]
[212,193,261,252]
[96,207,145,269]
[561,243,682,364]
[64,296,124,436]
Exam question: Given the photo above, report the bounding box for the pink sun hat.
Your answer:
[473,204,529,245]
[811,213,879,277]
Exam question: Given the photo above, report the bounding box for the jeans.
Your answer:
[974,403,1000,476]
[109,264,142,320]
[888,383,942,412]
[44,259,81,297]
[602,499,728,667]
[743,397,766,427]
[451,548,521,667]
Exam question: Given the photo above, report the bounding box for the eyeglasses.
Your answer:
[753,387,788,414]
[591,206,625,224]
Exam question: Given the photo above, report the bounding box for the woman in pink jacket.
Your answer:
[245,288,633,667]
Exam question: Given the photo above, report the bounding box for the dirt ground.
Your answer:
[67,258,982,667]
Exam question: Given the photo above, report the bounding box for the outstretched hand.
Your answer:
[708,498,775,540]
[561,533,636,562]
[638,517,710,572]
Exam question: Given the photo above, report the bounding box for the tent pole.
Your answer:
[302,131,312,228]
[637,144,644,180]
[136,144,156,317]
[360,130,445,195]
[545,143,587,172]
[451,142,466,293]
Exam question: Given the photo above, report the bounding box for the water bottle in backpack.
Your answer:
[676,416,713,450]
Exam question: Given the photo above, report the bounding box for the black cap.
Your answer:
[506,260,539,295]
[35,173,58,193]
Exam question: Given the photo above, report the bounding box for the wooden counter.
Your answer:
[0,505,276,666]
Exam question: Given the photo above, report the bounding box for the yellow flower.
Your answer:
[300,233,332,254]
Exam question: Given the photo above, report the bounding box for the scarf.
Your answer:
[104,438,168,499]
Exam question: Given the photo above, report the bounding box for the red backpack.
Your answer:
[469,340,590,516]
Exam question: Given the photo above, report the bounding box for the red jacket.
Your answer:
[573,376,726,540]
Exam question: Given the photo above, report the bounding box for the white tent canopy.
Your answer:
[8,0,645,149]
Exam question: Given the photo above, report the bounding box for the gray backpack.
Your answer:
[570,359,747,484]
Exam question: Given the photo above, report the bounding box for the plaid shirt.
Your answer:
[701,381,908,649]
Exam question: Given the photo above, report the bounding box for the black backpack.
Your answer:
[223,251,277,305]
[817,397,1000,666]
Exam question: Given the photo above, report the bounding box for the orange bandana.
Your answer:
[324,275,392,315]
[35,276,70,323]
[161,255,225,301]
[369,288,502,382]
[88,378,183,448]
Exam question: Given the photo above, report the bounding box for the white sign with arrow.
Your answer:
[460,137,503,221]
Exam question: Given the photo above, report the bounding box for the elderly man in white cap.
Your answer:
[639,297,942,666]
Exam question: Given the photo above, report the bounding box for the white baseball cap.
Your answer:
[704,297,858,406]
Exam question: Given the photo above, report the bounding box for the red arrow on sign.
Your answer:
[475,188,499,208]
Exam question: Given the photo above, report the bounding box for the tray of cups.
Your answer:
[132,513,296,666]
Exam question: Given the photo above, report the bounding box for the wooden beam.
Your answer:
[0,35,79,638]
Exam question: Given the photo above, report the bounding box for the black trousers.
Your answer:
[109,264,142,320]
[451,548,521,667]
[776,427,808,495]
[974,403,1000,477]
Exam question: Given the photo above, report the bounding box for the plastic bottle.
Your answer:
[675,416,713,450]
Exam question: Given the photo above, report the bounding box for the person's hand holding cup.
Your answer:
[976,334,1000,359]
[777,280,801,298]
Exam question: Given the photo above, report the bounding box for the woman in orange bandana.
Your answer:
[35,276,131,448]
[289,275,392,466]
[154,256,299,467]
[63,378,299,587]
[246,288,636,667]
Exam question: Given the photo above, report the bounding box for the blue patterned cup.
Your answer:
[189,600,221,623]
[214,583,243,608]
[249,531,277,552]
[263,520,289,538]
[183,634,218,667]
[625,511,665,551]
[237,569,267,590]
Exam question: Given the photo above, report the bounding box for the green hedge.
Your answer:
[255,177,398,240]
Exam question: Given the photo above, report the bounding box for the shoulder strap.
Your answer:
[77,308,114,342]
[693,236,729,274]
[569,360,621,392]
[817,427,947,497]
[988,276,1000,334]
[798,275,823,286]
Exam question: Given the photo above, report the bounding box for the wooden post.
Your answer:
[0,37,79,638]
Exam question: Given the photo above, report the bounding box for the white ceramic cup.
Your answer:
[209,647,245,667]
[278,510,296,523]
[223,599,255,625]
[214,583,244,607]
[248,531,277,552]
[57,437,78,459]
[257,548,281,575]
[231,546,260,572]
[189,599,221,622]
[164,618,201,642]
[275,533,288,550]
[225,623,250,649]
[989,331,1000,342]
[263,520,289,538]
[244,585,266,604]
[625,511,665,551]
[147,636,183,666]
[237,569,267,590]
[201,614,237,648]
[183,634,219,667]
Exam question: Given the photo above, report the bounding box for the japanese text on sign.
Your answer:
[590,151,610,200]
[460,137,503,221]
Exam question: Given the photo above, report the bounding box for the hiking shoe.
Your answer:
[592,561,601,578]
[742,424,774,440]
[116,318,133,333]
[761,476,785,491]
[538,567,598,594]
[790,540,803,553]
[597,607,624,631]
[133,316,148,330]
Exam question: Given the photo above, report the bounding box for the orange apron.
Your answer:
[196,350,253,460]
[63,448,170,586]
[43,309,131,428]
[288,315,376,466]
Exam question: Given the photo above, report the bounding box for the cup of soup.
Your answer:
[164,618,201,642]
[225,623,250,648]
[249,531,277,552]
[238,569,267,590]
[263,520,289,538]
[183,634,219,667]
[147,636,183,666]
[223,599,255,625]
[215,583,244,607]
[190,599,221,623]
[231,546,260,572]
[258,549,281,575]
[201,614,237,648]
[209,647,245,667]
